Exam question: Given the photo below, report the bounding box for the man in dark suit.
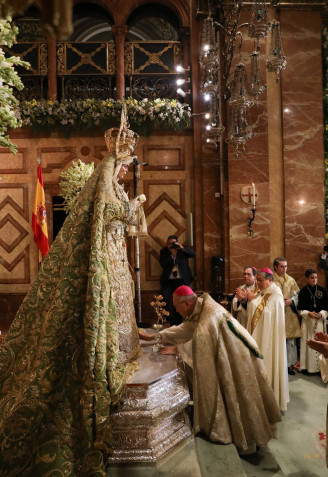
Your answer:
[160,235,195,325]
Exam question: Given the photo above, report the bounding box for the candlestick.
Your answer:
[252,183,256,206]
[248,206,256,236]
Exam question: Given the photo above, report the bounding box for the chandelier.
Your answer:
[199,0,287,157]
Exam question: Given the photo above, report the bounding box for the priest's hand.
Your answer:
[308,311,319,320]
[236,288,247,303]
[306,339,328,358]
[158,346,177,355]
[315,331,328,343]
[138,330,155,341]
[246,289,255,302]
[284,298,292,306]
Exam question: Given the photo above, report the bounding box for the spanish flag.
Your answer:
[32,164,49,261]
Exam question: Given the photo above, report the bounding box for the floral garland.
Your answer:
[0,17,29,152]
[17,97,191,137]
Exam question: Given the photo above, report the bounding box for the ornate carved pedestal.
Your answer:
[108,344,192,463]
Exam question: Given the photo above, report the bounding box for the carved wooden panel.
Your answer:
[0,148,28,174]
[0,183,31,284]
[37,146,77,172]
[0,246,30,284]
[141,180,189,284]
[143,180,186,218]
[0,184,29,221]
[143,145,184,170]
[0,214,29,253]
[94,146,107,161]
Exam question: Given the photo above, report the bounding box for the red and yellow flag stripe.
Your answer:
[32,164,49,259]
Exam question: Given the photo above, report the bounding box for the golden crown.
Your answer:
[104,103,139,158]
[104,127,139,157]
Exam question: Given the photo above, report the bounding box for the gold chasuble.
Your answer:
[162,294,282,451]
[273,272,301,339]
[0,127,141,476]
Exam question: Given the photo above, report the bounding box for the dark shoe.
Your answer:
[288,366,295,375]
[302,369,310,376]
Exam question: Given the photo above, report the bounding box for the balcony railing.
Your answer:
[5,41,186,102]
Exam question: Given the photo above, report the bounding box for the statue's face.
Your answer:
[117,163,129,180]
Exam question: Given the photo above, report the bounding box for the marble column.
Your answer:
[266,10,285,263]
[112,25,128,100]
[280,10,325,285]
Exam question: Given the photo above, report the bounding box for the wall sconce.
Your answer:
[240,183,257,236]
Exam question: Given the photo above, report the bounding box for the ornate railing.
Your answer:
[57,42,115,99]
[125,41,182,100]
[5,41,185,101]
[3,42,47,100]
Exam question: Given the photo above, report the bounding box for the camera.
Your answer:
[170,243,179,249]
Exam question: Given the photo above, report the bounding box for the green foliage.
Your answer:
[59,160,95,213]
[0,17,29,153]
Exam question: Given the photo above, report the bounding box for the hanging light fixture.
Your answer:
[226,105,253,157]
[266,20,287,82]
[228,62,253,109]
[248,0,271,42]
[249,50,266,100]
[200,15,225,144]
[198,0,286,156]
[226,62,253,157]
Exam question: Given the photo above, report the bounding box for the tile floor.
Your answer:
[107,372,327,477]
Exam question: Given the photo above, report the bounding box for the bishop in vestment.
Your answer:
[246,268,289,412]
[139,286,281,453]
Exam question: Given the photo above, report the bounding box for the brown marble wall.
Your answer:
[281,10,325,288]
[227,9,326,292]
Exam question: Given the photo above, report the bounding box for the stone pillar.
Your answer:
[46,33,57,100]
[266,43,285,263]
[112,25,128,100]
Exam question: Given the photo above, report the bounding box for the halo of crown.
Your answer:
[104,103,139,158]
[104,127,139,158]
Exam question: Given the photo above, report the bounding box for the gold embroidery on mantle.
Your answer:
[251,293,271,334]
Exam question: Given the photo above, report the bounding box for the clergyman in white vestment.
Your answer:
[246,268,289,412]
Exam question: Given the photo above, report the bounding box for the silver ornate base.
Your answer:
[108,344,192,463]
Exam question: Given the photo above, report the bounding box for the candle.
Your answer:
[252,183,256,206]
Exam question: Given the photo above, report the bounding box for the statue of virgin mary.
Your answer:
[0,108,144,476]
